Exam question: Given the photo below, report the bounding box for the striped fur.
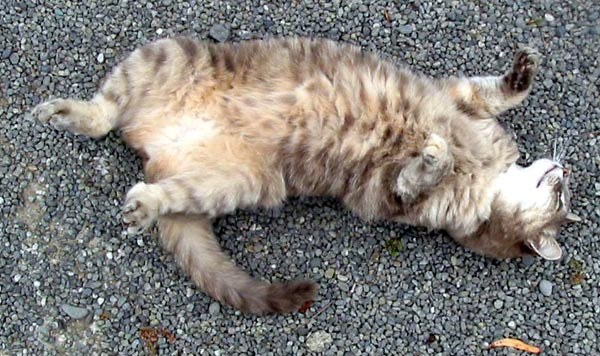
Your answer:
[31,38,575,314]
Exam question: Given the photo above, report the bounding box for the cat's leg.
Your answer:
[395,133,452,203]
[29,58,134,138]
[445,47,541,119]
[30,96,118,138]
[30,38,195,138]
[122,141,286,235]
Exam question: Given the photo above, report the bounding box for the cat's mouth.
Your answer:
[536,164,564,188]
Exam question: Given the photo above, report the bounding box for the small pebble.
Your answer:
[399,24,413,34]
[9,53,19,65]
[209,302,221,316]
[209,24,230,42]
[1,48,11,59]
[60,304,89,319]
[324,268,335,279]
[297,326,309,336]
[521,255,535,267]
[539,280,553,296]
[306,330,333,352]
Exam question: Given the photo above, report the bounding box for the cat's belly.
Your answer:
[142,114,220,158]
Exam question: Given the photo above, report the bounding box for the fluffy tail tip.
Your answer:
[265,280,319,314]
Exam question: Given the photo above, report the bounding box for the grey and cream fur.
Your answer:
[31,37,579,314]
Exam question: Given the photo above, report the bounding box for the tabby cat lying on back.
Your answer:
[31,37,580,314]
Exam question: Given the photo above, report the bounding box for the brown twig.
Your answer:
[585,130,600,136]
[309,301,334,320]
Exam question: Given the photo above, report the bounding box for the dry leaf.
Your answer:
[140,326,159,344]
[140,326,159,355]
[139,326,176,354]
[160,328,176,343]
[486,338,541,354]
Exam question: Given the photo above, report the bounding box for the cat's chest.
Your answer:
[450,116,518,166]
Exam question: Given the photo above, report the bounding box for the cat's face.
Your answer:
[484,158,580,260]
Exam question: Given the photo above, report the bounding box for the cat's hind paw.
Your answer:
[122,182,161,235]
[504,47,541,92]
[30,98,79,132]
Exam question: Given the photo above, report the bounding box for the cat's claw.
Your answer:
[514,47,541,72]
[122,183,160,235]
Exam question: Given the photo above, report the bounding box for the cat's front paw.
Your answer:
[422,133,449,170]
[504,47,541,92]
[122,182,160,235]
[30,99,78,132]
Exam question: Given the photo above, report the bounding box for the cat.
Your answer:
[30,37,580,314]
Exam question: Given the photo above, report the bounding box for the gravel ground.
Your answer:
[1,1,599,355]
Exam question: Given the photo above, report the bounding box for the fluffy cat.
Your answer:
[31,37,579,314]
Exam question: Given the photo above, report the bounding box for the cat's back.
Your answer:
[121,36,371,100]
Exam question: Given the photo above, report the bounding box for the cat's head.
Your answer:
[468,158,580,260]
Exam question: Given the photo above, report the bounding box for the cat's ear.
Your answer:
[565,212,582,223]
[527,233,562,261]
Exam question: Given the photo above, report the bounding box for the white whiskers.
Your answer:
[552,136,571,164]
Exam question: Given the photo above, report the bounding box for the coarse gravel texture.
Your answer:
[1,1,599,355]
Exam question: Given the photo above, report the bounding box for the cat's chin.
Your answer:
[504,159,562,184]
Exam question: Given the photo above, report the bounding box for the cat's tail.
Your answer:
[158,214,318,314]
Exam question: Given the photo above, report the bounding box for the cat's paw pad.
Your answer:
[30,99,78,131]
[122,183,160,235]
[422,133,448,168]
[505,47,541,92]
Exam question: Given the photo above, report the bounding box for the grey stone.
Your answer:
[208,302,221,316]
[209,24,230,42]
[1,48,11,59]
[521,255,535,267]
[306,330,333,352]
[9,53,18,65]
[60,304,89,319]
[324,268,335,279]
[539,280,553,296]
[399,24,413,34]
[297,326,309,336]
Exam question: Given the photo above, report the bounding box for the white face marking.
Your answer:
[494,159,565,210]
